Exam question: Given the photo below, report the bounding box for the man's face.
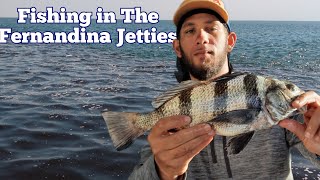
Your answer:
[173,13,236,81]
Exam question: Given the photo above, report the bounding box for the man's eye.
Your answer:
[208,27,218,32]
[185,29,195,34]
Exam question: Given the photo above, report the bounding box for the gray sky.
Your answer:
[1,0,320,21]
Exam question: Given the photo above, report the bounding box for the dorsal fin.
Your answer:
[151,72,248,109]
[213,71,249,82]
[152,80,201,108]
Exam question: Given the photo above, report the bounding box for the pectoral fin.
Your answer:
[226,131,255,155]
[213,109,261,125]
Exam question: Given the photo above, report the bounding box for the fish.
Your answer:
[101,72,306,154]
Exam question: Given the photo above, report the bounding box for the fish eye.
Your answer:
[285,83,295,91]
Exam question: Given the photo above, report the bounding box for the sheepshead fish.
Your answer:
[102,72,305,154]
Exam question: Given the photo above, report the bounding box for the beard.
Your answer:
[179,47,229,81]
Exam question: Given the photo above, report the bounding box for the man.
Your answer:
[129,0,320,179]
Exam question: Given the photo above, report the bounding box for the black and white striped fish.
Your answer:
[102,72,305,154]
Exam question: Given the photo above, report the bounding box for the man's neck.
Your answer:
[190,68,230,81]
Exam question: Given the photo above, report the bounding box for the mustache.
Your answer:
[194,46,214,55]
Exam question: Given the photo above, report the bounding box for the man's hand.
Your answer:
[279,91,320,155]
[148,115,215,180]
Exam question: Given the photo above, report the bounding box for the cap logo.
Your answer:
[213,0,222,6]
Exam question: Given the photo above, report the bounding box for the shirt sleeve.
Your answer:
[285,114,320,168]
[128,145,161,180]
[128,145,187,180]
[294,143,320,168]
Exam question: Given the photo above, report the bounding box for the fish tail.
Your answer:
[102,111,144,151]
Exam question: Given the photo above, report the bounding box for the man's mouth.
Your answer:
[194,50,213,56]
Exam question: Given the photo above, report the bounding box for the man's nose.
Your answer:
[196,29,209,45]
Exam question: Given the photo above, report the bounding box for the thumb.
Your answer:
[278,119,306,141]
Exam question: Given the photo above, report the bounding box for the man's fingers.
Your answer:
[292,91,320,108]
[171,132,215,160]
[304,107,316,120]
[302,107,316,125]
[151,115,191,136]
[164,124,213,149]
[148,115,193,153]
[154,132,215,177]
[304,108,320,139]
[278,119,306,141]
[156,131,215,162]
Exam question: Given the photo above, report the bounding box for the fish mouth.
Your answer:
[285,94,307,115]
[281,90,308,114]
[265,90,300,124]
[275,91,306,120]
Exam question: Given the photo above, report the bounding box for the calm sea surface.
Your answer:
[0,19,319,179]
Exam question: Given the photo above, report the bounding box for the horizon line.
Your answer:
[0,17,320,22]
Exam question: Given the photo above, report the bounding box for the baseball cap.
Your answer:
[173,0,229,26]
[173,0,233,82]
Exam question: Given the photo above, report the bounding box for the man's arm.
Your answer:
[279,91,320,167]
[129,115,215,180]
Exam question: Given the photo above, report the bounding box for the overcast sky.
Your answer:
[1,0,320,21]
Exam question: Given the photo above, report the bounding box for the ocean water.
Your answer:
[0,19,319,179]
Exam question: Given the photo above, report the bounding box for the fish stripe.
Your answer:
[265,78,278,94]
[179,89,192,116]
[244,74,260,108]
[213,78,229,116]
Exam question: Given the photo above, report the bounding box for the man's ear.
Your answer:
[227,32,237,52]
[173,39,182,58]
